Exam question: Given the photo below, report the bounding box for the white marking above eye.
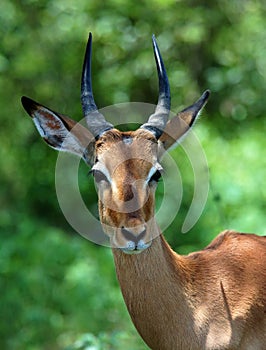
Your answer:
[146,163,163,184]
[91,161,163,188]
[91,163,113,184]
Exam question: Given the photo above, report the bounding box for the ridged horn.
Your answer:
[141,34,171,139]
[81,33,113,138]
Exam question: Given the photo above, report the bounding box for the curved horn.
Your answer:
[141,35,171,139]
[81,33,113,138]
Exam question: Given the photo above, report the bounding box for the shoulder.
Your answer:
[204,230,266,251]
[186,230,266,262]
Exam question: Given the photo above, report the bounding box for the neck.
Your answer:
[113,234,187,281]
[112,234,194,349]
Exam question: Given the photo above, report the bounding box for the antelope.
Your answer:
[21,33,266,350]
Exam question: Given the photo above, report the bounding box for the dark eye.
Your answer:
[149,170,162,183]
[92,170,108,184]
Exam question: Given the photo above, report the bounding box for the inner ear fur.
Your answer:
[159,90,210,152]
[21,96,95,165]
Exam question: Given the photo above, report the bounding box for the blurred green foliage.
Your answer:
[0,0,265,349]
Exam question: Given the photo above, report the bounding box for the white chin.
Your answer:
[120,241,151,255]
[121,248,145,255]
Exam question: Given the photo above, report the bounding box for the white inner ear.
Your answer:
[158,112,201,160]
[33,117,46,138]
[32,108,87,157]
[60,129,87,156]
[33,107,68,138]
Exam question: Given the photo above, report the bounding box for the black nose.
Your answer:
[121,227,146,244]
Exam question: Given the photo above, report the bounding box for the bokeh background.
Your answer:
[1,0,265,349]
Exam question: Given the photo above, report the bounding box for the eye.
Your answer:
[91,170,109,184]
[149,169,162,183]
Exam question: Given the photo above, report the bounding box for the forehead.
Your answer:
[95,129,158,175]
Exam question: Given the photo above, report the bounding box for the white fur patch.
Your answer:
[123,136,133,145]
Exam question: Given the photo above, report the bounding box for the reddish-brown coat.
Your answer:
[113,231,266,349]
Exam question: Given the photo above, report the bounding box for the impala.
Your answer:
[21,33,266,350]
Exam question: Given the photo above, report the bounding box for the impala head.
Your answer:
[21,33,210,254]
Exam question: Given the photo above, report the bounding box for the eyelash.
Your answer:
[90,169,109,183]
[89,168,162,184]
[149,170,162,183]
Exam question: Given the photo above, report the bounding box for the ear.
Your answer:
[21,96,95,165]
[159,90,210,153]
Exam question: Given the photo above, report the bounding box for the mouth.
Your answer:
[120,240,151,255]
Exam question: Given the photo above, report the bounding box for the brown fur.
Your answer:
[95,129,158,247]
[113,232,266,349]
[23,97,266,350]
[95,130,266,350]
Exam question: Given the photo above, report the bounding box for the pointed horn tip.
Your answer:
[83,33,92,55]
[203,89,211,100]
[152,34,158,48]
[86,32,92,48]
[199,89,211,106]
